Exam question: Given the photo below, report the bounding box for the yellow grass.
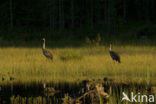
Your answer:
[0,46,156,84]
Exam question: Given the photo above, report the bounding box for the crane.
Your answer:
[109,44,121,63]
[42,38,53,61]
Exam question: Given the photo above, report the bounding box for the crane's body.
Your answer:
[42,38,53,61]
[109,44,120,63]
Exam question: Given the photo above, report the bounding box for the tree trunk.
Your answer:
[90,0,94,29]
[104,0,108,32]
[49,0,52,30]
[59,0,64,30]
[61,0,64,30]
[52,0,55,30]
[123,0,126,22]
[59,0,62,30]
[71,0,74,29]
[145,0,150,22]
[10,0,13,29]
[107,0,111,35]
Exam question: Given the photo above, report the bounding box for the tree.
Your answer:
[10,0,13,29]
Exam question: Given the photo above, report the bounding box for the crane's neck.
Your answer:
[43,83,46,89]
[43,40,45,49]
[109,44,112,51]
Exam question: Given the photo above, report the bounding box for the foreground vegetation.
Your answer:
[0,45,156,85]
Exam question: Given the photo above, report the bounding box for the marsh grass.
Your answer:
[59,53,83,61]
[0,46,156,85]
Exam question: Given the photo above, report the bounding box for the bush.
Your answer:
[85,34,101,47]
[60,53,83,61]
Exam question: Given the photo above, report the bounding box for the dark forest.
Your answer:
[0,0,156,46]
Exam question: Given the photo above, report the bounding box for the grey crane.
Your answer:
[42,38,53,61]
[109,44,121,63]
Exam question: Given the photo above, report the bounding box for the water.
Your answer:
[0,80,155,104]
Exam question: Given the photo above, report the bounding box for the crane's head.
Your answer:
[42,38,45,42]
[109,44,112,51]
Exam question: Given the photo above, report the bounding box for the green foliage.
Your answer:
[135,25,156,40]
[60,53,83,61]
[0,22,156,47]
[85,34,101,47]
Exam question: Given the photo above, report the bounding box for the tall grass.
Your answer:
[0,46,156,84]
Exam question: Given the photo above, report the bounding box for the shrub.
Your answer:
[60,53,83,61]
[85,34,101,47]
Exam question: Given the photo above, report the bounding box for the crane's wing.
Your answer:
[45,49,52,56]
[109,51,121,63]
[43,49,53,60]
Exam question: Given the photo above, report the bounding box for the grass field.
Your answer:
[0,45,156,85]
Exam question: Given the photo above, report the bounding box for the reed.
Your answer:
[0,46,155,85]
